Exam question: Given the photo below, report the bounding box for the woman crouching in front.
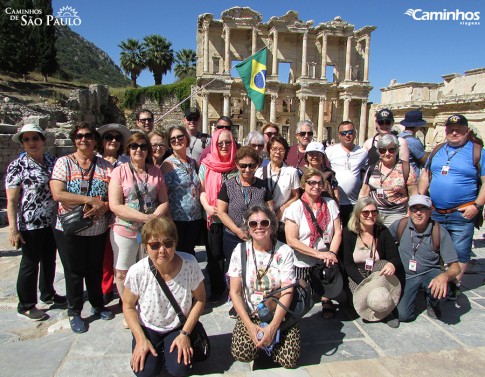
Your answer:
[228,205,300,368]
[123,217,206,377]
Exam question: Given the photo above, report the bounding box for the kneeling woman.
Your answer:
[123,217,206,377]
[228,205,300,368]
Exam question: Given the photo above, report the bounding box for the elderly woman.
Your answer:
[199,128,238,303]
[359,134,417,227]
[97,123,131,303]
[228,205,300,368]
[148,130,170,168]
[243,131,265,158]
[6,124,65,321]
[284,168,342,319]
[161,125,203,255]
[341,197,402,327]
[50,122,113,333]
[109,132,169,325]
[256,135,300,242]
[124,217,205,377]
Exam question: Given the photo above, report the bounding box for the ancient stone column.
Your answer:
[251,27,258,54]
[250,102,257,131]
[359,99,368,146]
[343,97,351,121]
[317,96,326,142]
[203,22,210,73]
[345,36,353,81]
[299,95,307,121]
[363,34,370,81]
[272,29,279,77]
[301,31,308,77]
[224,26,231,74]
[320,33,327,80]
[202,93,209,133]
[223,94,231,116]
[270,94,277,123]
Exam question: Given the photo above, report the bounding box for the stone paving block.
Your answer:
[55,355,133,377]
[471,298,485,308]
[433,306,485,347]
[324,358,394,377]
[248,366,311,376]
[304,364,333,377]
[300,339,380,365]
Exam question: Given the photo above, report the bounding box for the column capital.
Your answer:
[319,95,327,103]
[223,93,231,100]
[202,21,210,31]
[344,97,352,103]
[271,93,278,101]
[361,99,368,105]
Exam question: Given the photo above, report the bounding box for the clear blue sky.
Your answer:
[51,0,484,103]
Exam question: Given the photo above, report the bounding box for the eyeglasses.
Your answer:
[248,219,271,229]
[270,147,285,154]
[147,240,175,250]
[238,162,257,169]
[217,140,232,147]
[306,180,324,187]
[264,132,278,138]
[169,135,186,144]
[361,210,378,217]
[216,125,232,130]
[250,143,264,149]
[21,136,41,143]
[410,206,430,213]
[151,144,165,150]
[298,131,314,137]
[186,116,199,122]
[103,134,122,142]
[75,132,94,140]
[138,118,153,123]
[378,147,397,154]
[129,143,149,151]
[377,120,392,126]
[339,130,355,136]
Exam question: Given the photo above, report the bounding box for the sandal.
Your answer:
[321,300,336,319]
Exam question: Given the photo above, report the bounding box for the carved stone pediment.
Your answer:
[221,7,262,25]
[268,10,314,31]
[198,13,214,29]
[316,16,355,35]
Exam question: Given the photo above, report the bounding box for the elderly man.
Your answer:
[184,107,210,161]
[418,114,485,299]
[398,110,429,177]
[326,121,368,226]
[286,120,315,169]
[135,109,155,133]
[389,195,460,321]
[364,108,409,166]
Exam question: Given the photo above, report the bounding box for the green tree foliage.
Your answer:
[34,0,57,81]
[143,34,174,86]
[174,48,196,80]
[119,38,146,87]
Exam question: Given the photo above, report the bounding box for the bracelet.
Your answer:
[329,251,337,255]
[180,329,190,337]
[473,202,483,210]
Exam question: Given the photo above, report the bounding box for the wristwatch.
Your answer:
[180,329,190,337]
[473,202,483,211]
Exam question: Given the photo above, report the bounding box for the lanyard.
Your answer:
[358,234,376,260]
[72,155,95,181]
[445,144,466,165]
[296,149,305,167]
[129,162,149,191]
[128,162,150,212]
[236,175,253,208]
[251,242,275,286]
[410,230,427,259]
[267,164,281,195]
[378,161,396,185]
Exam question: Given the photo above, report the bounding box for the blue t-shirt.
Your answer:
[399,131,425,176]
[428,141,485,209]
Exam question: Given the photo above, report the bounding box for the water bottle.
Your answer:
[257,302,273,323]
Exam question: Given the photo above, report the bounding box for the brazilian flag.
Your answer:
[236,48,267,111]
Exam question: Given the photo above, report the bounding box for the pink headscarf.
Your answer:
[202,129,237,219]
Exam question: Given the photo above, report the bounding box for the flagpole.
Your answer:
[154,46,269,124]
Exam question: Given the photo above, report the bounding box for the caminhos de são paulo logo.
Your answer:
[404,8,480,26]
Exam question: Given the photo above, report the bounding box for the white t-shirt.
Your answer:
[255,164,300,213]
[228,240,295,312]
[283,198,340,268]
[124,252,204,333]
[325,144,368,205]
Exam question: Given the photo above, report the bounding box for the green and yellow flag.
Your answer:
[236,48,267,111]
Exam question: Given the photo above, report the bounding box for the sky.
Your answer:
[43,0,485,103]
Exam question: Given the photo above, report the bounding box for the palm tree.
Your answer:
[174,49,196,80]
[119,38,145,87]
[143,34,174,86]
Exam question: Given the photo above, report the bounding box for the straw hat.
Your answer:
[12,124,46,144]
[353,272,401,321]
[97,123,132,143]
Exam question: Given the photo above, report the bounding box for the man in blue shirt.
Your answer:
[398,110,429,177]
[418,114,485,298]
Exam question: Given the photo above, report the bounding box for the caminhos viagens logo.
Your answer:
[404,8,480,26]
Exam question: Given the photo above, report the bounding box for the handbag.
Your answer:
[148,258,210,362]
[59,157,97,236]
[240,242,314,332]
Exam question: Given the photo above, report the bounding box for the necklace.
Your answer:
[251,241,275,285]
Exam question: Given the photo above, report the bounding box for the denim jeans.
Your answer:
[432,210,475,263]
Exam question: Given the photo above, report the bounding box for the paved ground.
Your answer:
[0,225,484,377]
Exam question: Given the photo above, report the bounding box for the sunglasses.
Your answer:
[186,116,199,122]
[270,147,286,154]
[377,120,392,126]
[217,140,232,147]
[306,180,324,187]
[339,130,355,136]
[138,118,153,123]
[238,162,257,169]
[103,134,122,142]
[264,132,278,137]
[361,210,378,217]
[129,143,149,151]
[21,136,41,143]
[169,135,186,144]
[410,206,430,213]
[75,132,94,140]
[151,144,165,150]
[147,240,175,250]
[378,147,397,154]
[216,125,232,130]
[298,131,314,137]
[250,143,264,149]
[248,219,271,229]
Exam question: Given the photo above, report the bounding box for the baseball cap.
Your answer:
[305,141,325,154]
[408,195,432,209]
[445,114,468,127]
[184,107,200,120]
[376,109,394,122]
